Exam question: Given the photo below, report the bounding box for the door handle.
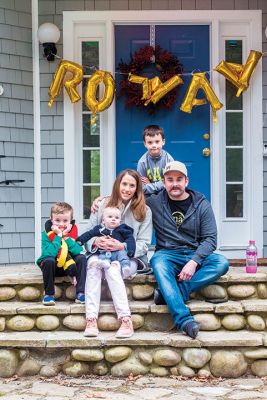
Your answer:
[202,148,211,157]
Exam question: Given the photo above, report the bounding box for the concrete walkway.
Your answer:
[0,375,267,400]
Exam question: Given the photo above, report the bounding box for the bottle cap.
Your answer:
[249,240,255,245]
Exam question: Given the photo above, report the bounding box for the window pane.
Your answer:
[83,186,100,219]
[83,150,100,183]
[83,114,100,147]
[225,40,243,110]
[226,148,243,182]
[226,184,243,217]
[226,81,243,110]
[82,78,100,111]
[225,40,242,63]
[82,41,99,75]
[226,113,243,146]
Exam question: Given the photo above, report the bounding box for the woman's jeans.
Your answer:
[150,249,229,330]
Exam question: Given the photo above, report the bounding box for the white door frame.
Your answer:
[63,10,262,257]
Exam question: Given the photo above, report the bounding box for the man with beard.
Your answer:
[146,161,229,339]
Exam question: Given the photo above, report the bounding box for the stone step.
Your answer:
[1,265,267,303]
[0,330,266,379]
[0,329,264,347]
[1,299,267,333]
[2,264,267,284]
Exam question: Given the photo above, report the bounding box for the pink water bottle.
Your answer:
[246,240,257,273]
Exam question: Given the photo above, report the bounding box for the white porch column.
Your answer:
[32,0,42,259]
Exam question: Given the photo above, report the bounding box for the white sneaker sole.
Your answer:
[115,332,134,339]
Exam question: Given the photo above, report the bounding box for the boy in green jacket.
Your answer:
[37,202,86,306]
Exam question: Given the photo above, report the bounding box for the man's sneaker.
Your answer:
[84,318,99,337]
[154,288,166,305]
[42,295,55,306]
[182,320,200,339]
[75,292,85,304]
[122,265,131,279]
[115,316,134,338]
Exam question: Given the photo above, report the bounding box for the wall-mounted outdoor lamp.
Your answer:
[37,22,60,62]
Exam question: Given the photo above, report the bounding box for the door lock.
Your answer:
[203,133,210,140]
[202,148,211,157]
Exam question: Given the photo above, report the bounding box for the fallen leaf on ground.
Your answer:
[86,393,106,398]
[4,375,18,383]
[126,373,142,382]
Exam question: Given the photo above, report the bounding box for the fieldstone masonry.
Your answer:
[0,265,267,378]
[0,346,266,379]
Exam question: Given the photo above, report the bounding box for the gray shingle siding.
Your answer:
[1,0,266,264]
[0,1,33,264]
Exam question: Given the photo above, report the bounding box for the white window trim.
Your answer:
[63,10,262,256]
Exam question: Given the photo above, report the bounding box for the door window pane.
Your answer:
[83,150,100,184]
[226,81,242,110]
[83,114,100,147]
[226,113,243,146]
[82,78,100,111]
[83,186,100,219]
[82,41,99,75]
[226,184,243,218]
[226,149,243,182]
[82,40,101,220]
[225,39,244,218]
[225,40,242,110]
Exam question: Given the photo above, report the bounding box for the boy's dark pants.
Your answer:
[39,254,87,296]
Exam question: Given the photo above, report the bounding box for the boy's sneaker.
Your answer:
[182,320,200,339]
[115,316,134,338]
[42,295,55,306]
[75,292,85,304]
[84,318,99,337]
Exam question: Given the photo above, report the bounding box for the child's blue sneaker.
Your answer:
[75,292,85,304]
[42,295,55,306]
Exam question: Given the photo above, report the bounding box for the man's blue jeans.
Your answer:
[150,249,229,331]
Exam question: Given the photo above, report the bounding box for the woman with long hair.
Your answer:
[82,169,152,338]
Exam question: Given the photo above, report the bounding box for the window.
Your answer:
[225,40,243,218]
[81,42,100,219]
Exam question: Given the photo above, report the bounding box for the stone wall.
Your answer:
[1,346,267,378]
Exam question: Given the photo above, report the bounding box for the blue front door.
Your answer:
[115,25,210,199]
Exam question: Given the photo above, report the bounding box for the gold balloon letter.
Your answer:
[48,60,83,107]
[180,72,223,122]
[128,74,183,105]
[214,50,262,97]
[145,75,184,105]
[129,74,151,100]
[85,70,115,122]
